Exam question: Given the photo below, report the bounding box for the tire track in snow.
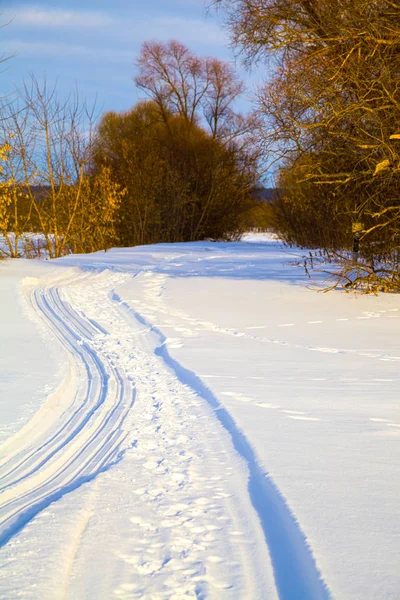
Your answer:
[112,290,332,600]
[0,270,135,547]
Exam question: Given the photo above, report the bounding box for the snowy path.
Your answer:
[1,267,279,598]
[1,236,399,599]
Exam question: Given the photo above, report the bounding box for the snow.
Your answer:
[0,233,399,599]
[0,260,63,443]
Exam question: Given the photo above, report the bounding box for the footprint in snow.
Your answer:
[163,338,184,349]
[288,415,321,421]
[316,347,343,354]
[220,392,252,403]
[282,410,321,421]
[206,555,224,563]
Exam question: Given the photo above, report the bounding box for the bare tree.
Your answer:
[135,41,206,126]
[134,40,253,143]
[0,77,124,257]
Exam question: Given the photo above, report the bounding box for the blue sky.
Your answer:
[1,1,259,115]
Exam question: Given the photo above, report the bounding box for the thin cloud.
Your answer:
[4,40,133,63]
[10,6,115,30]
[131,16,228,46]
[7,6,227,47]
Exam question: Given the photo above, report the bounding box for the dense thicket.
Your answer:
[93,101,257,246]
[216,0,400,291]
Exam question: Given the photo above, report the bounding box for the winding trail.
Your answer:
[0,265,331,599]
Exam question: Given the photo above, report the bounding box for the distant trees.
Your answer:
[215,0,400,291]
[0,43,261,258]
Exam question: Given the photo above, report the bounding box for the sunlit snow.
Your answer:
[1,233,399,599]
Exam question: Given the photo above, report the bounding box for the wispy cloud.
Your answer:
[138,17,228,46]
[6,5,227,47]
[10,6,115,30]
[4,40,133,63]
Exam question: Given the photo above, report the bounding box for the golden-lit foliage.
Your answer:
[0,142,13,244]
[215,0,400,290]
[0,78,124,257]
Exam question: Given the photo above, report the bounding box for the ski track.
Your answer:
[0,264,332,599]
[0,269,134,547]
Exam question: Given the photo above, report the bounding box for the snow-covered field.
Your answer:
[1,233,399,600]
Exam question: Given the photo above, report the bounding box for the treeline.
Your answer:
[0,41,266,259]
[4,3,399,292]
[216,0,400,291]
